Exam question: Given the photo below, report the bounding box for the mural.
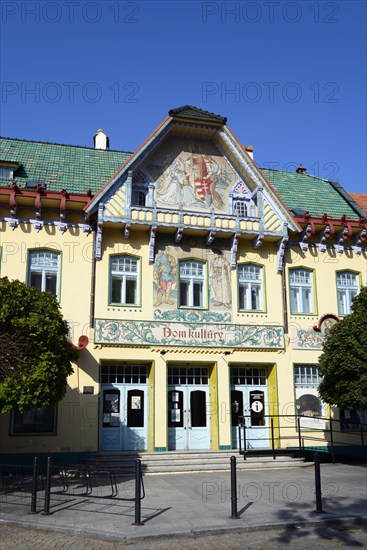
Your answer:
[144,137,240,213]
[209,254,231,309]
[154,247,177,306]
[153,236,232,318]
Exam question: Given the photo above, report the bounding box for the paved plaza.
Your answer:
[0,462,366,548]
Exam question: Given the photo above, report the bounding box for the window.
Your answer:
[110,256,139,305]
[340,409,367,431]
[294,365,326,429]
[168,367,208,385]
[179,260,206,308]
[238,264,263,311]
[233,198,253,217]
[11,406,56,435]
[101,364,147,384]
[336,271,359,315]
[28,250,60,297]
[132,189,147,207]
[289,268,314,314]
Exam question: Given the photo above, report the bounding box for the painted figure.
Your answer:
[154,249,177,306]
[209,255,231,308]
[190,145,224,208]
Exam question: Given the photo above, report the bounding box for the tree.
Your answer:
[0,277,78,412]
[318,286,367,411]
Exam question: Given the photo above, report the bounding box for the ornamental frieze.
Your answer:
[293,329,325,350]
[94,319,284,349]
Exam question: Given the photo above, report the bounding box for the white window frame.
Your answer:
[110,255,140,306]
[238,264,264,311]
[289,268,315,314]
[28,250,60,298]
[336,271,359,315]
[179,260,206,308]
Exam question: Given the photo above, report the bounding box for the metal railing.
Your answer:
[237,414,367,461]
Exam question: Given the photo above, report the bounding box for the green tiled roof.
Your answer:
[169,105,227,125]
[261,168,362,220]
[0,137,362,221]
[0,137,131,195]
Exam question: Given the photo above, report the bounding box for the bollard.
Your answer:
[29,456,39,514]
[132,459,144,526]
[314,452,323,513]
[42,456,52,515]
[243,423,247,461]
[271,418,276,460]
[229,456,239,519]
[297,416,302,458]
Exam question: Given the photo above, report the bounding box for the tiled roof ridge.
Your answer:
[260,166,330,183]
[0,136,132,155]
[168,105,227,124]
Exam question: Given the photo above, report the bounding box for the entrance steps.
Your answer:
[87,450,309,474]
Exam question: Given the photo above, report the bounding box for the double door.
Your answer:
[100,384,147,451]
[231,387,269,449]
[168,386,210,450]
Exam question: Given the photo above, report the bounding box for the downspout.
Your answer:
[281,265,288,335]
[89,228,97,329]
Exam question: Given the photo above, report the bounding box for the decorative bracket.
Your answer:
[299,220,315,252]
[317,223,334,253]
[149,225,157,264]
[60,189,69,224]
[276,235,288,272]
[6,217,18,230]
[82,224,93,236]
[31,219,44,232]
[124,223,131,239]
[9,182,19,219]
[230,233,240,269]
[352,228,366,255]
[253,233,264,249]
[206,230,215,245]
[175,227,184,242]
[335,224,352,255]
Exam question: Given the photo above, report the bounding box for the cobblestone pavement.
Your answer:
[1,523,367,549]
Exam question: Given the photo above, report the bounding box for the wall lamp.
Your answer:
[221,350,232,363]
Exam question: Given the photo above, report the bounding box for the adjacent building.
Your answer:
[0,106,366,460]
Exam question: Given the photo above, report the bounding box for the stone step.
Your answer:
[86,450,308,474]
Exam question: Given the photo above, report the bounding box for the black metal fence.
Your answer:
[0,456,145,524]
[237,414,367,461]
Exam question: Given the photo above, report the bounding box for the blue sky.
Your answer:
[1,0,366,193]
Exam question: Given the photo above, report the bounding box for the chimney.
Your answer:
[296,164,307,174]
[244,145,254,160]
[94,129,109,150]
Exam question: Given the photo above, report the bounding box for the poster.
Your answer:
[296,388,326,429]
[131,396,141,410]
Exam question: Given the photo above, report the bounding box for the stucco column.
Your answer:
[154,355,168,451]
[217,356,232,449]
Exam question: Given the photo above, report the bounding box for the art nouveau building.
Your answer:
[0,106,366,460]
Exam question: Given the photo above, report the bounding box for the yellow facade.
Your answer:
[0,107,366,459]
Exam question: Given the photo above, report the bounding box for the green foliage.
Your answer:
[0,277,78,412]
[318,286,367,411]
